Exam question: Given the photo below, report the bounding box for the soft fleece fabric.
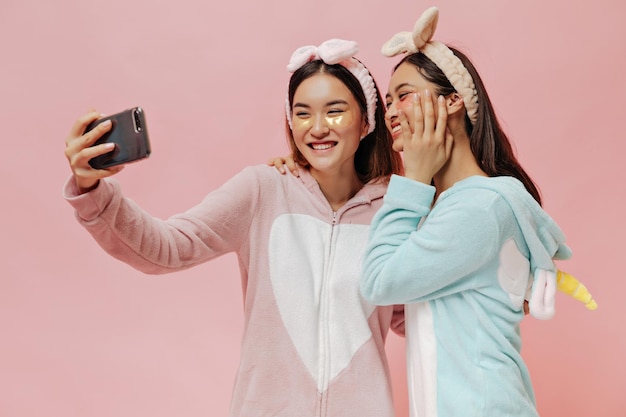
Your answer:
[362,175,571,417]
[64,165,403,417]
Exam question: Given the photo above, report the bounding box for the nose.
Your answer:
[385,102,398,121]
[310,116,330,137]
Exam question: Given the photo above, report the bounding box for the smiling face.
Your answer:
[290,72,368,176]
[384,62,441,152]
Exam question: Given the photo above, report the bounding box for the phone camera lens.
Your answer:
[133,109,142,132]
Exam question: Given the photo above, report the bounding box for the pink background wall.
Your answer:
[1,0,624,415]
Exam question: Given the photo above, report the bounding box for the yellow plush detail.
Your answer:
[557,270,598,310]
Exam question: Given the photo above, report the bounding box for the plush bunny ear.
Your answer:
[318,39,359,64]
[529,268,557,320]
[287,45,318,72]
[412,6,439,48]
[381,31,416,57]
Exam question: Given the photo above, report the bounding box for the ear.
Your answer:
[360,116,369,138]
[446,93,466,117]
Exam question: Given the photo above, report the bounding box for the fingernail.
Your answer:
[101,120,111,127]
[424,89,431,98]
[438,95,444,102]
[103,142,115,149]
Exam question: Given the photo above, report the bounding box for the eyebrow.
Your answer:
[293,99,350,108]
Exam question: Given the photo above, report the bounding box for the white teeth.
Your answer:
[392,125,401,133]
[311,143,334,150]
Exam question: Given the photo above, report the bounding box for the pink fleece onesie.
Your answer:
[64,164,404,417]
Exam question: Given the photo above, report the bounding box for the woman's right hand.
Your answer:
[400,90,453,184]
[64,109,125,193]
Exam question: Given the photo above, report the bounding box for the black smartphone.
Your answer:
[87,107,151,169]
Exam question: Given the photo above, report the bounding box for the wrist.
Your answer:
[404,169,433,185]
[76,178,99,194]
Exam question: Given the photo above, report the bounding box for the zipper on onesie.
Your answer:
[317,210,337,416]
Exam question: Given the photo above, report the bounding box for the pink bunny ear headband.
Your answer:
[285,39,377,137]
[382,6,479,125]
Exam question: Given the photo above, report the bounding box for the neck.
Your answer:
[433,122,487,200]
[310,167,363,212]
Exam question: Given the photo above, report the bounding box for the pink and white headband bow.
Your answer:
[286,39,377,136]
[381,7,479,125]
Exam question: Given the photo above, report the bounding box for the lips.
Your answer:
[389,123,402,139]
[309,141,337,150]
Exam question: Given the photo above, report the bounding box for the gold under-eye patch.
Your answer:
[292,111,354,130]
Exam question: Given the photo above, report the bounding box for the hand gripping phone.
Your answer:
[87,107,151,169]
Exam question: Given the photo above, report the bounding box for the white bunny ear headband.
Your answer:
[285,38,377,137]
[382,6,479,125]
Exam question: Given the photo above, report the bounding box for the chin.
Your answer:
[392,141,403,153]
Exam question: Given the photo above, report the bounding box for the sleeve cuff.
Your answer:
[62,175,117,222]
[385,175,436,212]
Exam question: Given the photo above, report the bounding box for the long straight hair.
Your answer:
[286,60,403,184]
[396,50,542,204]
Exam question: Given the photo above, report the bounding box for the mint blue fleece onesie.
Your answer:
[361,174,571,417]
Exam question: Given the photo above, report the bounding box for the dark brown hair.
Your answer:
[395,49,542,204]
[286,60,403,184]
